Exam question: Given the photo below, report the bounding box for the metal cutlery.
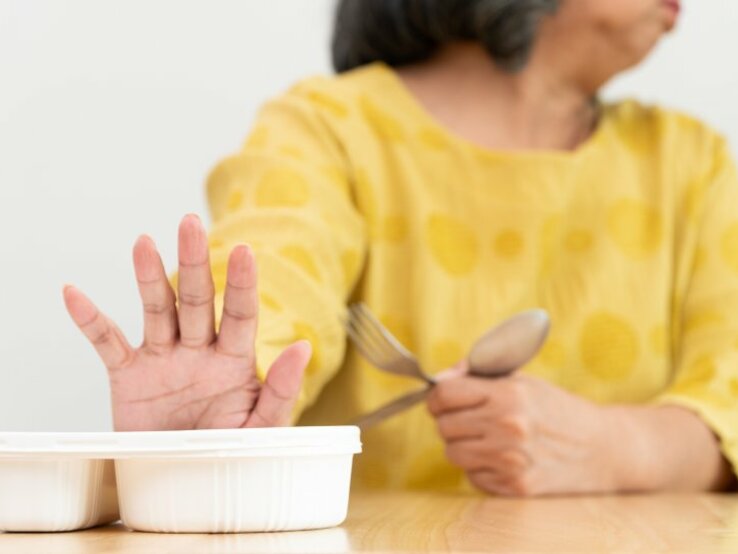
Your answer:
[345,305,550,429]
[345,303,436,385]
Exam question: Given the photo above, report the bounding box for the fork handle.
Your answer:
[467,309,550,378]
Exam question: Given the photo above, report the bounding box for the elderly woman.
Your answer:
[63,0,738,496]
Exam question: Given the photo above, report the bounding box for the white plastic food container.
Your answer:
[0,426,361,533]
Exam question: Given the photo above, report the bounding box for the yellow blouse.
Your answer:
[201,62,738,490]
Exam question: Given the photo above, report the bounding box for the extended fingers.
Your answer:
[133,235,177,353]
[62,285,134,371]
[244,340,311,428]
[177,214,215,348]
[216,244,258,360]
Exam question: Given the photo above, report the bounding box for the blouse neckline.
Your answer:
[371,61,614,164]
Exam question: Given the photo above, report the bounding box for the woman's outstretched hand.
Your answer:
[63,214,311,431]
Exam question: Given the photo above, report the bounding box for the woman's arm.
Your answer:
[200,80,367,419]
[426,373,735,496]
[610,404,734,492]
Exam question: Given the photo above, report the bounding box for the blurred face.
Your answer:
[536,0,681,90]
[572,0,679,53]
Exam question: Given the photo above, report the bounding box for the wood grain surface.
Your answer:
[2,490,738,553]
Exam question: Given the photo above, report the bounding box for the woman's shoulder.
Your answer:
[603,101,736,213]
[274,63,389,118]
[605,99,729,160]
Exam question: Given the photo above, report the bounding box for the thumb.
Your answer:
[243,340,311,428]
[435,359,468,382]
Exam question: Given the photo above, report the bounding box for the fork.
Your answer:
[345,303,436,385]
[345,304,551,429]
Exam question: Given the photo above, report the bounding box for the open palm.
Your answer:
[63,214,311,431]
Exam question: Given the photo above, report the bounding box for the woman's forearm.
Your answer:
[606,405,734,492]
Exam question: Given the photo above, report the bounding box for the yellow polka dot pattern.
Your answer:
[538,214,563,277]
[320,165,348,191]
[305,90,349,119]
[720,223,738,275]
[278,145,305,161]
[208,259,228,293]
[692,247,708,273]
[539,339,566,368]
[565,229,594,253]
[376,215,408,242]
[353,168,378,227]
[379,314,413,350]
[208,237,225,250]
[430,339,463,370]
[244,125,268,148]
[672,355,717,393]
[259,292,283,312]
[730,378,738,398]
[279,245,321,283]
[418,127,451,150]
[684,180,708,223]
[580,312,639,380]
[352,170,408,243]
[606,200,663,257]
[684,310,724,334]
[426,214,479,275]
[227,189,244,211]
[649,324,667,356]
[493,229,524,259]
[292,321,321,376]
[255,168,311,208]
[360,96,405,141]
[341,250,362,289]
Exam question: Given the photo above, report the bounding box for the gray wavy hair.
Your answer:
[332,0,560,73]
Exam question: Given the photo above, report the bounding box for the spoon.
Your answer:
[350,309,551,429]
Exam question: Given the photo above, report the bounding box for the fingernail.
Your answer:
[136,234,155,248]
[231,243,251,260]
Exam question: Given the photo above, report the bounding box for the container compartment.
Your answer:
[0,458,118,532]
[116,454,353,533]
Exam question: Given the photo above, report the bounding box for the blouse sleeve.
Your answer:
[656,136,738,474]
[176,82,367,420]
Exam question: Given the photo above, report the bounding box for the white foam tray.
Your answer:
[0,426,361,533]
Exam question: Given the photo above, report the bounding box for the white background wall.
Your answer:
[1,1,736,431]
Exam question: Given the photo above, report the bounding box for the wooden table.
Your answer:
[3,490,738,553]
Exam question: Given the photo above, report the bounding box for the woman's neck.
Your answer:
[395,42,599,152]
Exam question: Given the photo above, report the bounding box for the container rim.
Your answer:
[0,426,362,458]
